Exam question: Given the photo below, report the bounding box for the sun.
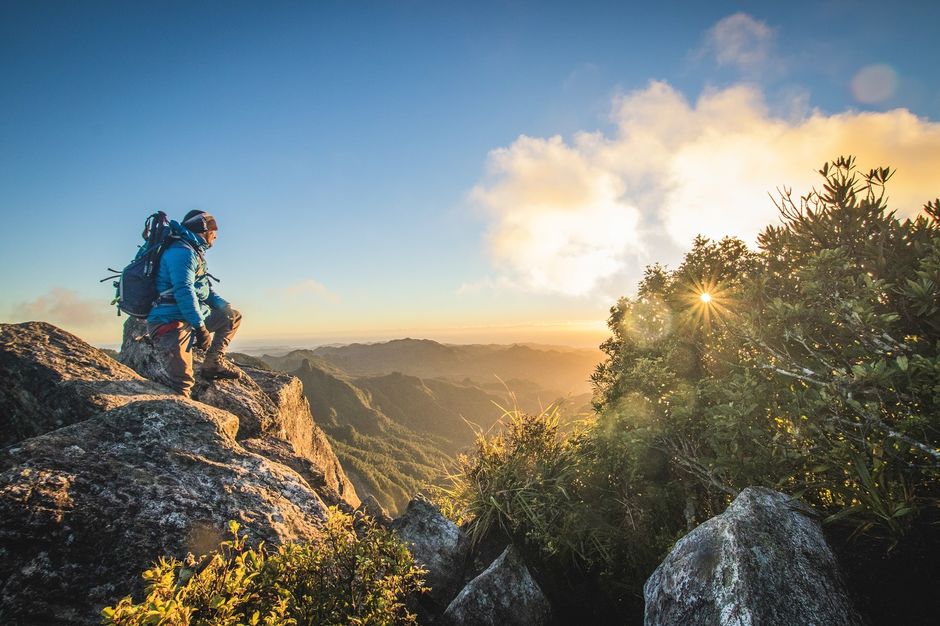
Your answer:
[680,278,733,330]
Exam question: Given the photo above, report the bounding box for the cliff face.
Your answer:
[0,321,358,625]
[119,318,358,508]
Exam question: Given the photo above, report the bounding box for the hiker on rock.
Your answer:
[147,210,241,397]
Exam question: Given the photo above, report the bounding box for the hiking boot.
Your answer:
[201,353,242,380]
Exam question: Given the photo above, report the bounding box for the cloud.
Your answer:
[284,279,339,303]
[851,64,899,104]
[469,81,940,298]
[704,13,774,71]
[470,135,642,297]
[11,288,110,327]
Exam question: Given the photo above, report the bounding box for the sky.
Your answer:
[2,0,939,349]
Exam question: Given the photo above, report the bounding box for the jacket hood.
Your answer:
[169,220,210,252]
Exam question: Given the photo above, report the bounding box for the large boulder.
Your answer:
[392,496,470,610]
[644,487,864,626]
[119,318,359,508]
[442,545,551,626]
[0,398,328,625]
[118,318,279,436]
[0,320,361,624]
[0,322,171,447]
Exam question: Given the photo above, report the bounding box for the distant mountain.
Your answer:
[263,338,602,395]
[265,340,601,514]
[354,372,504,450]
[290,359,454,514]
[228,352,272,370]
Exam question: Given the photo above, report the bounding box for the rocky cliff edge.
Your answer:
[0,321,359,625]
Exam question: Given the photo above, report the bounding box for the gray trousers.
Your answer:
[147,307,242,397]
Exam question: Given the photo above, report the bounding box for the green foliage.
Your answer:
[103,509,426,626]
[438,404,675,607]
[441,406,583,556]
[592,156,940,546]
[443,157,939,621]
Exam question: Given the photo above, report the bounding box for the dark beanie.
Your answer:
[182,210,218,233]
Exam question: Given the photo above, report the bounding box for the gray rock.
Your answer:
[0,322,172,447]
[358,493,393,526]
[118,317,279,436]
[119,318,359,508]
[239,435,350,509]
[242,365,358,507]
[0,320,361,624]
[0,398,328,625]
[392,496,469,608]
[644,487,864,626]
[443,545,551,626]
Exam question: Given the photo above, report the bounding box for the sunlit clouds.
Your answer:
[470,80,940,299]
[470,136,642,297]
[12,288,109,328]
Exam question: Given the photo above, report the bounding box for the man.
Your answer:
[147,210,241,397]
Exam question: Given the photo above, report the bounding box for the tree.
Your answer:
[594,156,940,544]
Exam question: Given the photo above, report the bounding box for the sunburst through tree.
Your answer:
[679,276,734,330]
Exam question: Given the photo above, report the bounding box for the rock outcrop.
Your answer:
[0,398,329,625]
[0,322,171,447]
[359,493,393,526]
[119,318,358,508]
[0,321,358,624]
[644,487,864,626]
[392,496,470,610]
[443,545,551,626]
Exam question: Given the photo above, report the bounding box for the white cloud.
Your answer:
[470,135,642,297]
[284,279,339,303]
[469,81,940,298]
[704,13,774,71]
[851,64,899,104]
[11,288,110,327]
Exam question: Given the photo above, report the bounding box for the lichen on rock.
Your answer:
[643,487,865,626]
[0,320,360,624]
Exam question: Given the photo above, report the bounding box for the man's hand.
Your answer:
[193,325,212,352]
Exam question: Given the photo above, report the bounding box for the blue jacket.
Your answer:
[147,222,229,328]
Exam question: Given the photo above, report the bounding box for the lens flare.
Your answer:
[681,278,734,331]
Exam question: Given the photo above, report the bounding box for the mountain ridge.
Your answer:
[262,337,601,395]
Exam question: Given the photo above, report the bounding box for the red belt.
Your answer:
[153,321,184,338]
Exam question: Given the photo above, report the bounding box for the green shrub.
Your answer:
[437,404,678,619]
[590,157,940,547]
[102,508,426,626]
[439,406,579,555]
[442,157,940,624]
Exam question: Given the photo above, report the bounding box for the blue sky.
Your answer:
[2,1,939,348]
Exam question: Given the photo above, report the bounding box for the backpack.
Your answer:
[101,211,175,318]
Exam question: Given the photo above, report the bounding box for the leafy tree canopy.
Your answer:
[445,157,939,622]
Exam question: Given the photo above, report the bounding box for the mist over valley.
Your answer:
[233,337,600,513]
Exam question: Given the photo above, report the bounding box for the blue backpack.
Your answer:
[102,212,175,318]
